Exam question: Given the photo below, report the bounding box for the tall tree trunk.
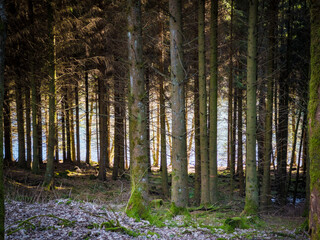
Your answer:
[169,0,188,208]
[65,88,72,163]
[70,99,76,162]
[209,0,218,203]
[43,0,56,187]
[159,18,169,195]
[261,0,277,209]
[308,1,320,237]
[98,78,108,181]
[194,61,201,205]
[113,77,124,180]
[0,3,6,237]
[25,86,32,169]
[293,113,305,205]
[75,80,80,165]
[61,94,66,162]
[198,0,209,205]
[237,81,244,196]
[287,109,301,196]
[85,72,90,164]
[227,0,234,171]
[37,90,43,165]
[243,0,259,216]
[4,82,13,165]
[278,0,291,205]
[145,68,151,171]
[126,0,149,219]
[16,78,26,168]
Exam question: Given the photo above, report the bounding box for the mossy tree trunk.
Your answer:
[43,0,56,188]
[261,0,277,209]
[209,0,218,204]
[198,0,209,205]
[169,0,188,208]
[243,0,259,216]
[308,1,320,238]
[0,1,6,237]
[126,0,149,220]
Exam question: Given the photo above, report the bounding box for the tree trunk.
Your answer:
[25,86,32,169]
[261,0,277,209]
[209,0,218,203]
[227,0,234,172]
[278,0,291,205]
[169,0,188,208]
[4,82,13,165]
[145,68,151,171]
[70,92,76,162]
[98,78,108,181]
[198,0,209,205]
[16,78,26,168]
[159,28,169,196]
[75,80,80,165]
[194,60,201,205]
[65,88,72,163]
[43,0,56,187]
[308,1,320,237]
[0,3,6,237]
[237,82,244,196]
[37,91,43,165]
[287,109,301,196]
[126,0,149,219]
[243,0,259,216]
[85,72,90,164]
[61,94,66,162]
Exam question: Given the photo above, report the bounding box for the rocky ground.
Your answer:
[5,199,310,240]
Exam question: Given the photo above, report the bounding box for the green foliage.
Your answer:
[222,216,263,233]
[168,202,190,217]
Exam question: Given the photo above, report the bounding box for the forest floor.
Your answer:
[4,163,310,239]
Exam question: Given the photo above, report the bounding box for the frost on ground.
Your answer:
[5,199,310,240]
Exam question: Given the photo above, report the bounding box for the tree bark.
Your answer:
[25,86,32,169]
[126,0,149,219]
[75,80,80,165]
[85,72,90,164]
[98,78,108,181]
[198,0,209,205]
[261,0,277,209]
[16,77,26,168]
[0,2,6,237]
[308,1,320,237]
[243,0,259,216]
[43,0,56,187]
[4,81,13,165]
[209,0,218,203]
[169,0,188,208]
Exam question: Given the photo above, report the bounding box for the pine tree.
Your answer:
[308,1,320,238]
[243,0,259,216]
